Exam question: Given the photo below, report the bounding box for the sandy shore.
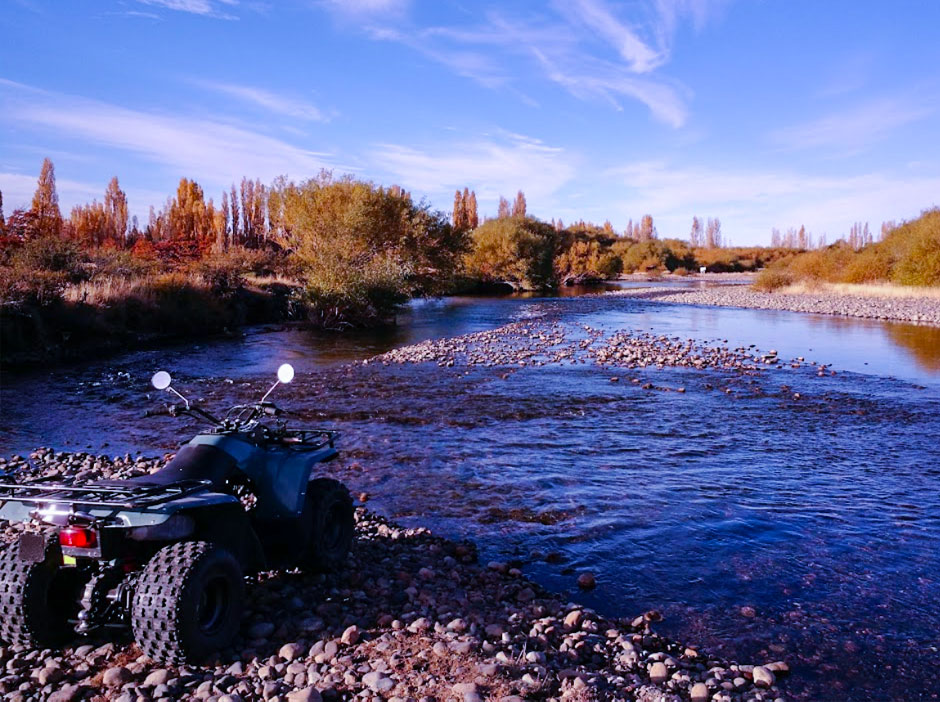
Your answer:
[607,285,940,326]
[0,450,789,702]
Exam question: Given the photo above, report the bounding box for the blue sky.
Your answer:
[1,0,938,245]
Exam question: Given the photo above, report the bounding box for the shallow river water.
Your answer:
[2,284,940,701]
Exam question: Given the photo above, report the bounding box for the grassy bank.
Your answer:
[755,208,940,291]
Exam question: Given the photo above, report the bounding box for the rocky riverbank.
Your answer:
[606,286,940,326]
[369,320,825,378]
[0,450,790,702]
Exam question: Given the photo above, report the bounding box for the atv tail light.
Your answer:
[59,526,97,549]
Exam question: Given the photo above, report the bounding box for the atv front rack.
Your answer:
[275,428,338,450]
[0,478,211,510]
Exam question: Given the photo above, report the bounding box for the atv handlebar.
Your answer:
[145,403,220,425]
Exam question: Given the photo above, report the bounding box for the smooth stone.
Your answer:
[752,666,776,687]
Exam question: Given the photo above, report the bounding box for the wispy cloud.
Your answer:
[371,131,576,211]
[772,98,934,153]
[320,0,409,16]
[554,0,665,73]
[341,0,719,127]
[137,0,238,19]
[0,81,332,190]
[194,81,330,121]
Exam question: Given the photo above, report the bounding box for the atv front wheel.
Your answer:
[131,541,244,664]
[301,478,354,573]
[0,540,84,648]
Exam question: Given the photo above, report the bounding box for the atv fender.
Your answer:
[182,502,267,574]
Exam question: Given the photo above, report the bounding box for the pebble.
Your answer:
[103,665,134,688]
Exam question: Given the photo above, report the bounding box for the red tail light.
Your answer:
[59,526,97,549]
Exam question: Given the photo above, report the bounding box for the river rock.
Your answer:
[287,688,322,702]
[577,572,596,589]
[103,666,134,688]
[689,681,709,701]
[752,665,775,687]
[649,661,668,683]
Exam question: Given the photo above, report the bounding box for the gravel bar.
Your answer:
[0,450,790,702]
[606,286,940,326]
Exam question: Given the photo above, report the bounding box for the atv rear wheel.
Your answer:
[131,541,244,664]
[301,478,354,573]
[0,540,84,648]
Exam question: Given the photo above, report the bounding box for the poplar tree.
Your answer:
[512,190,527,218]
[221,191,231,250]
[497,196,511,219]
[31,157,62,238]
[467,190,478,229]
[690,216,703,247]
[104,176,128,244]
[638,215,655,242]
[229,185,240,246]
[0,189,5,235]
[452,189,464,228]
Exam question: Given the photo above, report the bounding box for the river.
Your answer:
[1,282,939,701]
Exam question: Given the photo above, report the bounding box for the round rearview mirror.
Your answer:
[151,370,172,390]
[277,363,295,384]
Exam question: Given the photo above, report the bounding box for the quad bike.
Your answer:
[0,364,354,663]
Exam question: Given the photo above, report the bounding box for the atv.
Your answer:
[0,363,354,663]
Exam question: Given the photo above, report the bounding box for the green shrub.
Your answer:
[10,235,86,282]
[888,209,940,286]
[753,267,794,291]
[465,217,556,289]
[842,244,894,283]
[275,174,466,324]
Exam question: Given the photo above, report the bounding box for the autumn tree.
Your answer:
[848,222,872,250]
[690,216,703,247]
[104,177,128,244]
[452,189,464,228]
[229,184,240,245]
[165,178,214,252]
[274,173,468,324]
[637,215,655,242]
[467,190,478,228]
[770,228,782,247]
[0,189,5,234]
[239,177,267,247]
[705,218,722,248]
[31,158,62,238]
[497,196,511,219]
[512,190,527,218]
[69,201,109,246]
[625,219,634,239]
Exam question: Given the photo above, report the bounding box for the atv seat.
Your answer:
[97,444,237,491]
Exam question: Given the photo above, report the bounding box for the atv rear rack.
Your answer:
[0,478,212,510]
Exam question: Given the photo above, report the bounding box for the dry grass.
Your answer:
[63,276,150,304]
[781,281,940,300]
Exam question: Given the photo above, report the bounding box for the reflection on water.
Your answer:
[1,288,939,701]
[884,322,940,371]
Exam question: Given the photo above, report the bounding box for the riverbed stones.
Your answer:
[608,285,940,326]
[0,449,790,702]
